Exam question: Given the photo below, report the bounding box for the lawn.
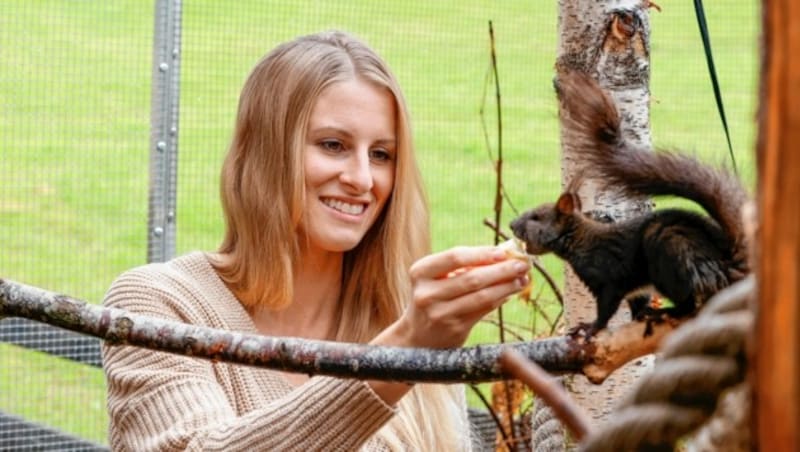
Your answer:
[0,1,759,445]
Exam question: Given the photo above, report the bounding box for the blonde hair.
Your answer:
[214,31,471,450]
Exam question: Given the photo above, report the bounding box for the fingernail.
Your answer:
[515,274,530,288]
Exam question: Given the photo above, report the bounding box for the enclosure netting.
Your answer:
[0,1,758,449]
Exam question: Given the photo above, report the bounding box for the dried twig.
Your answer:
[483,217,565,335]
[500,348,592,441]
[469,384,514,448]
[480,318,530,342]
[484,20,521,444]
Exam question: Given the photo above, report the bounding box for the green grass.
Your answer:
[0,1,759,444]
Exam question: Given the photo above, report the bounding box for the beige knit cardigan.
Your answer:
[101,252,398,451]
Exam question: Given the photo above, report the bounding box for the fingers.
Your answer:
[401,271,530,349]
[400,245,532,349]
[453,266,531,313]
[414,257,530,309]
[409,246,507,281]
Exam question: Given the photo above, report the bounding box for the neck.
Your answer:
[251,248,344,341]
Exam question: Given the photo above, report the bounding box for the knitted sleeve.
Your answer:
[101,266,396,452]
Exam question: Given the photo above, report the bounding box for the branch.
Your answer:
[581,318,683,384]
[480,318,530,342]
[500,348,592,441]
[1,278,584,382]
[0,278,677,384]
[483,20,521,444]
[488,19,504,245]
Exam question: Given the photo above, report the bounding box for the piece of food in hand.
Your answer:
[444,239,534,299]
[497,238,530,262]
[447,238,533,301]
[445,239,528,276]
[497,238,535,301]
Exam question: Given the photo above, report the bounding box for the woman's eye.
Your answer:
[320,140,344,153]
[370,149,392,162]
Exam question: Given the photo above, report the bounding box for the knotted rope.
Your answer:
[579,275,753,451]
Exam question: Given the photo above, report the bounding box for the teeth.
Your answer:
[323,198,365,215]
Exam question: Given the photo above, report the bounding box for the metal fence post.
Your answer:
[147,0,182,263]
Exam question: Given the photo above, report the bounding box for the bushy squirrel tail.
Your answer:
[555,71,748,250]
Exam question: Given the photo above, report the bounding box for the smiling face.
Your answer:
[298,78,397,255]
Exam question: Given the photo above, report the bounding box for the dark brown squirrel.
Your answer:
[510,72,750,336]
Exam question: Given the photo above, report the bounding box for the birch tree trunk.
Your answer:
[533,1,655,449]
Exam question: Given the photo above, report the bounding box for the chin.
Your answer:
[319,234,365,253]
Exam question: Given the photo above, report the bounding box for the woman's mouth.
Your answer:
[322,198,366,215]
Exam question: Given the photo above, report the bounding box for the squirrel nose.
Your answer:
[510,216,526,238]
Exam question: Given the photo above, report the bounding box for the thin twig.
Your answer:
[527,284,556,328]
[480,318,531,342]
[500,348,592,441]
[469,384,514,448]
[489,19,503,250]
[487,20,520,445]
[483,217,565,335]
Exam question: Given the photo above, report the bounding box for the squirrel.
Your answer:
[510,71,750,336]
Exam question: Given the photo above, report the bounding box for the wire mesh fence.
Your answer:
[1,1,758,448]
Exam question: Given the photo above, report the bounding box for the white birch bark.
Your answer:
[533,1,656,449]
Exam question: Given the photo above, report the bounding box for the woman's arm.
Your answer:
[102,267,395,452]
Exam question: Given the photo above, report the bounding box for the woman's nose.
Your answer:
[339,150,373,192]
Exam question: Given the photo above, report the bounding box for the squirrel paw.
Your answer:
[567,322,600,339]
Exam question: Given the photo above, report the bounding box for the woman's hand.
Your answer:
[376,245,531,349]
[366,245,529,405]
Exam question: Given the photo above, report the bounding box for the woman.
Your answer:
[102,30,530,451]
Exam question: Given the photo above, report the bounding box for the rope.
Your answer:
[578,275,754,452]
[532,393,567,452]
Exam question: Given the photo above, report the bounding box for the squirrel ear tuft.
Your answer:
[556,192,581,214]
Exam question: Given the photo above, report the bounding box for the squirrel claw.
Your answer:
[568,322,600,340]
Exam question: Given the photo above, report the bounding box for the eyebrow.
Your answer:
[373,138,398,148]
[308,126,352,138]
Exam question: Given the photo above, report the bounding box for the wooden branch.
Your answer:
[0,277,674,384]
[500,348,592,441]
[581,318,682,384]
[0,278,582,382]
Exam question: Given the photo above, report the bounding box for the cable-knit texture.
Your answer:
[101,252,396,451]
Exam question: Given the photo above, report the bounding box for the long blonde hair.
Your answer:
[214,31,471,450]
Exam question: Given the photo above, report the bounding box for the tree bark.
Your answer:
[0,277,672,384]
[548,0,655,445]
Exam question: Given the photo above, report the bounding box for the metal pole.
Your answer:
[147,0,182,263]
